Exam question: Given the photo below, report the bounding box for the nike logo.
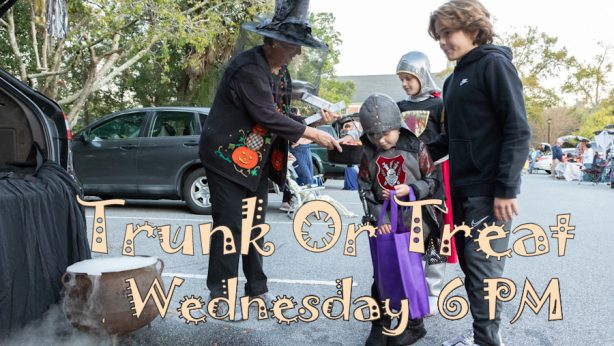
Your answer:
[460,78,469,86]
[470,216,489,229]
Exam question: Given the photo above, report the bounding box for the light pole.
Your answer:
[547,118,552,144]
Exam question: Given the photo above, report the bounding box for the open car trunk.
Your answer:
[0,69,90,337]
[0,84,52,174]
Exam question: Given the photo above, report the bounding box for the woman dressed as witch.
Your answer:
[198,0,340,315]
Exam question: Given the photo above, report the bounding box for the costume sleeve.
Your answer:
[358,152,389,225]
[483,56,532,198]
[426,83,449,161]
[425,105,442,142]
[231,64,306,142]
[410,142,440,200]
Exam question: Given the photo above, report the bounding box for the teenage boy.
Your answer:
[427,1,531,345]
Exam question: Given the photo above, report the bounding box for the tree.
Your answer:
[530,107,581,145]
[308,12,354,106]
[562,43,613,109]
[0,0,269,127]
[500,26,572,122]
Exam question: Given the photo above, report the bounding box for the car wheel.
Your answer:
[183,168,211,214]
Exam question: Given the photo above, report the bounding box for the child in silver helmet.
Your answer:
[357,93,441,346]
[396,51,454,318]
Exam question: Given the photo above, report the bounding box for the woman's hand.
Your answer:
[303,126,342,152]
[378,223,392,234]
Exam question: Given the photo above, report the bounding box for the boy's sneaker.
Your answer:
[442,330,505,346]
[427,295,439,316]
[279,202,291,211]
[442,330,475,346]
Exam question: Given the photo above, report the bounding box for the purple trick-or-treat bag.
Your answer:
[369,189,430,318]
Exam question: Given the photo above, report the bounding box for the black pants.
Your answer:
[205,167,269,297]
[453,196,510,346]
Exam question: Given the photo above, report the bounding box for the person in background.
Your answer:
[551,139,563,177]
[529,145,542,174]
[280,107,316,211]
[583,143,595,169]
[339,119,363,190]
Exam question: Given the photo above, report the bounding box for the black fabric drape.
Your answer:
[0,161,90,336]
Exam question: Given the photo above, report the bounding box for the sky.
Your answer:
[309,0,613,76]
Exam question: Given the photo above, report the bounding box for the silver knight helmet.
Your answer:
[359,93,404,136]
[396,51,440,98]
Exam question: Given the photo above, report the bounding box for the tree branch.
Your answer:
[85,19,139,50]
[6,9,28,82]
[28,69,69,78]
[30,2,42,70]
[92,34,160,91]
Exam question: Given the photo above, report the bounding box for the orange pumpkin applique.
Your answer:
[271,150,285,172]
[232,147,258,169]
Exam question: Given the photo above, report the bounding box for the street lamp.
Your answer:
[547,118,552,144]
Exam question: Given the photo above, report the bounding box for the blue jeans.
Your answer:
[290,144,314,186]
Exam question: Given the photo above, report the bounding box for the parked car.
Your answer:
[533,154,552,174]
[1,1,89,334]
[531,142,553,174]
[72,107,211,214]
[0,68,72,173]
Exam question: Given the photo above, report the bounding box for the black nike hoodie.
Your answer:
[428,44,531,198]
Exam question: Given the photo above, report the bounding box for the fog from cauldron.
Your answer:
[0,305,111,346]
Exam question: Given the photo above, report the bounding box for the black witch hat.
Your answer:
[242,0,328,50]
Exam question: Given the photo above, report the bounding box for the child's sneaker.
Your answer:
[388,318,426,345]
[365,324,388,346]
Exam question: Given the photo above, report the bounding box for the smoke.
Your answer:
[0,304,112,346]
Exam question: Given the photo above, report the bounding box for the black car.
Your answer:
[1,1,90,335]
[72,107,211,214]
[0,67,72,173]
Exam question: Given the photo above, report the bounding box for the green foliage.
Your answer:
[562,44,613,108]
[576,102,614,138]
[310,12,341,78]
[1,0,271,125]
[500,26,572,121]
[2,1,356,123]
[319,78,355,107]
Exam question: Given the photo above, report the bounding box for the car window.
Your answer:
[199,113,207,129]
[151,111,196,137]
[89,112,145,140]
